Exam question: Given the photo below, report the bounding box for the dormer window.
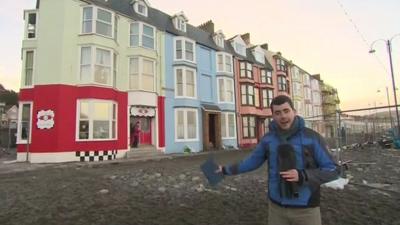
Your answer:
[172,12,188,32]
[213,30,225,48]
[231,36,246,56]
[236,43,245,55]
[132,0,149,17]
[254,51,265,64]
[176,18,186,32]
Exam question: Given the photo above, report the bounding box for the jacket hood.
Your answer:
[269,115,305,134]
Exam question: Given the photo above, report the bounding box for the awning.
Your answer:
[130,106,155,117]
[201,104,221,113]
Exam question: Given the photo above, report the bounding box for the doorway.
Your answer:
[131,116,152,146]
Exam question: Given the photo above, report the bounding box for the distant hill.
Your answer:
[0,84,6,93]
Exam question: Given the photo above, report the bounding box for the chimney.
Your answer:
[261,43,268,50]
[241,33,251,45]
[198,20,214,33]
[312,74,321,80]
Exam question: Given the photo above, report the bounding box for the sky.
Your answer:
[1,0,400,110]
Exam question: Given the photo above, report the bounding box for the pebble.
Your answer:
[99,189,109,194]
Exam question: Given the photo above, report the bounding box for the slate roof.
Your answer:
[37,0,274,70]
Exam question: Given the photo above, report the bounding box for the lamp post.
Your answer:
[377,87,394,130]
[369,34,400,136]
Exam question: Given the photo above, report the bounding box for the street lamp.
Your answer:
[369,33,400,136]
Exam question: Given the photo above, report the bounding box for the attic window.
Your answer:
[134,1,148,17]
[254,50,265,64]
[176,18,186,32]
[214,35,224,48]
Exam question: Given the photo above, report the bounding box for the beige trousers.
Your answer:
[268,200,322,225]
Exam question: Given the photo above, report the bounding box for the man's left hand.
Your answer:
[280,169,299,182]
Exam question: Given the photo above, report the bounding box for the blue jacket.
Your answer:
[224,116,338,207]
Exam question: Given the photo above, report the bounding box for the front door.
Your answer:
[132,117,152,146]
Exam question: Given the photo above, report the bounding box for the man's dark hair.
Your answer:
[270,95,295,112]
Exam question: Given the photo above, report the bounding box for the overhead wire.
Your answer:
[335,0,389,74]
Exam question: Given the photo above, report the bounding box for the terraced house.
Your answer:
[18,0,339,163]
[17,0,239,162]
[18,0,167,163]
[163,18,237,153]
[230,34,275,147]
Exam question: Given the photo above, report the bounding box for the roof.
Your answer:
[83,0,273,70]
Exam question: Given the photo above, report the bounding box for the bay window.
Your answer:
[129,57,155,91]
[82,6,114,38]
[221,112,236,139]
[218,77,234,103]
[278,76,287,91]
[262,89,274,108]
[175,67,196,98]
[241,84,254,106]
[240,61,252,78]
[174,37,195,63]
[80,46,113,86]
[77,100,117,140]
[130,22,155,49]
[216,52,233,73]
[242,116,256,138]
[175,108,198,141]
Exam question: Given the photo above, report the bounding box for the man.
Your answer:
[131,121,141,148]
[219,95,338,225]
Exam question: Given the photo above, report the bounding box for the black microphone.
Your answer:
[278,144,299,198]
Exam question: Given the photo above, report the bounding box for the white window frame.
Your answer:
[134,1,148,17]
[221,112,236,139]
[16,102,33,144]
[130,22,155,49]
[76,99,118,141]
[175,108,199,142]
[79,45,114,87]
[174,37,196,63]
[22,49,36,88]
[216,52,233,74]
[174,66,197,99]
[175,17,187,32]
[217,77,234,104]
[24,10,38,40]
[81,6,114,38]
[128,56,156,91]
[214,35,224,48]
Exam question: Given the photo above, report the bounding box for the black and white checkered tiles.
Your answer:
[75,150,117,162]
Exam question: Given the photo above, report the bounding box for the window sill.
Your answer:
[75,138,118,142]
[175,138,199,142]
[78,33,115,41]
